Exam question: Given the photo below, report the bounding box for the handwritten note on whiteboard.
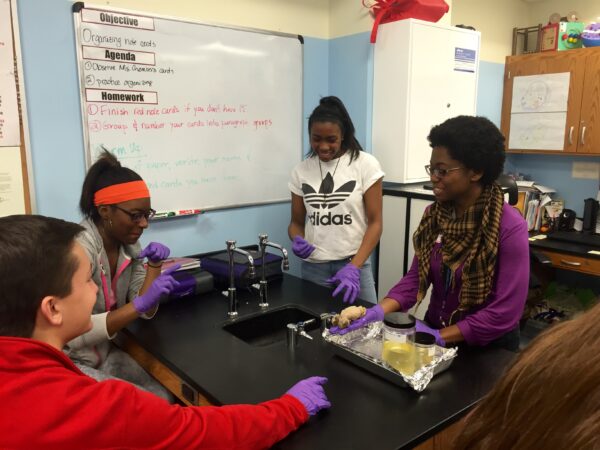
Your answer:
[0,0,20,146]
[73,6,302,213]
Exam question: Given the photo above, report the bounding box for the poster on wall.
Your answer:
[508,72,570,150]
[0,146,26,216]
[0,0,21,147]
[510,73,570,113]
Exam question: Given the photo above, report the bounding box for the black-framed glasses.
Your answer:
[424,165,464,178]
[112,205,156,222]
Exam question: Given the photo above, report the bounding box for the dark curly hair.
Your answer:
[427,116,506,186]
[307,96,363,162]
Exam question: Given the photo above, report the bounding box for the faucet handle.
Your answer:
[297,319,315,340]
[287,321,315,349]
[299,330,313,340]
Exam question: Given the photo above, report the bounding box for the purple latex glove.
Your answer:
[132,264,181,314]
[292,236,315,259]
[138,242,170,263]
[329,304,384,335]
[286,376,331,416]
[326,263,360,304]
[416,320,446,347]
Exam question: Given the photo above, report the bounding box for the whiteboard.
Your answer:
[73,3,302,212]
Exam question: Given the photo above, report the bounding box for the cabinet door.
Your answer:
[407,25,479,182]
[379,196,407,297]
[578,51,600,154]
[501,51,586,153]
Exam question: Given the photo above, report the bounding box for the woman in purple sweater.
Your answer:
[332,116,529,351]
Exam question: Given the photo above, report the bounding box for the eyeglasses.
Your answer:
[424,165,464,178]
[112,205,156,222]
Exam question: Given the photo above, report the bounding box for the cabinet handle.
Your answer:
[560,259,581,267]
[568,126,574,145]
[581,126,587,145]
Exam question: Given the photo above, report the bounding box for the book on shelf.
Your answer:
[515,184,558,231]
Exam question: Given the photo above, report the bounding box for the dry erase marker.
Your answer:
[177,209,202,215]
[153,211,176,219]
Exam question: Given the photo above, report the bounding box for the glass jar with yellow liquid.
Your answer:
[381,313,416,375]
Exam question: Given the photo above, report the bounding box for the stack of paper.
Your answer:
[515,181,558,231]
[160,257,201,272]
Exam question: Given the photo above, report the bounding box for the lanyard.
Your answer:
[99,257,131,312]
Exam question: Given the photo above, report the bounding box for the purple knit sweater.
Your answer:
[386,203,529,346]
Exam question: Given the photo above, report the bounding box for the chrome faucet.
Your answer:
[257,234,289,308]
[287,319,316,350]
[226,240,256,318]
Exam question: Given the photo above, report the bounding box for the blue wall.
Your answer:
[16,0,330,277]
[506,154,598,216]
[16,0,598,276]
[328,32,373,150]
[476,61,504,126]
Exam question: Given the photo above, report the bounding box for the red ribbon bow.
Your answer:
[363,0,450,43]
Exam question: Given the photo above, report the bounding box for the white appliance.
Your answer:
[372,19,480,183]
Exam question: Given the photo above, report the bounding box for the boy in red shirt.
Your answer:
[0,215,330,450]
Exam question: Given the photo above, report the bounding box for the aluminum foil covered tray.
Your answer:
[323,322,457,392]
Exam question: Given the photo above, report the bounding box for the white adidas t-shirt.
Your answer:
[288,151,384,262]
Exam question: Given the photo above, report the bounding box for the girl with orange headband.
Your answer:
[64,150,178,400]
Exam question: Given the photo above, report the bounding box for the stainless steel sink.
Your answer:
[223,305,320,346]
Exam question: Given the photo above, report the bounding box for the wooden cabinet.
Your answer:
[543,249,600,276]
[578,51,600,154]
[501,47,600,154]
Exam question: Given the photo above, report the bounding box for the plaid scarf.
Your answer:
[412,183,504,321]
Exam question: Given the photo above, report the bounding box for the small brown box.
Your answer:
[540,23,559,51]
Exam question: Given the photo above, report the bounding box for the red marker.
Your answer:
[177,209,202,215]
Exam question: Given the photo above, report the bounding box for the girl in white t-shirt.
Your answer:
[288,96,384,304]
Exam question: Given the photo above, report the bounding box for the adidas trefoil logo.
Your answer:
[301,175,355,226]
[301,174,356,210]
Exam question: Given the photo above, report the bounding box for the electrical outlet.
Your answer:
[572,161,600,180]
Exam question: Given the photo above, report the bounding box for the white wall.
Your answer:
[527,0,600,26]
[452,0,531,63]
[329,0,452,38]
[81,0,330,38]
[82,0,571,62]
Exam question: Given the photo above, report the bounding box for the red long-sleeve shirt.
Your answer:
[0,337,308,449]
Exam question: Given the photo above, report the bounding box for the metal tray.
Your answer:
[322,322,457,392]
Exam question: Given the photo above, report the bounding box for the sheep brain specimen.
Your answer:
[331,306,366,329]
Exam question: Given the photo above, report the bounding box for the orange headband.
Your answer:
[93,180,150,205]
